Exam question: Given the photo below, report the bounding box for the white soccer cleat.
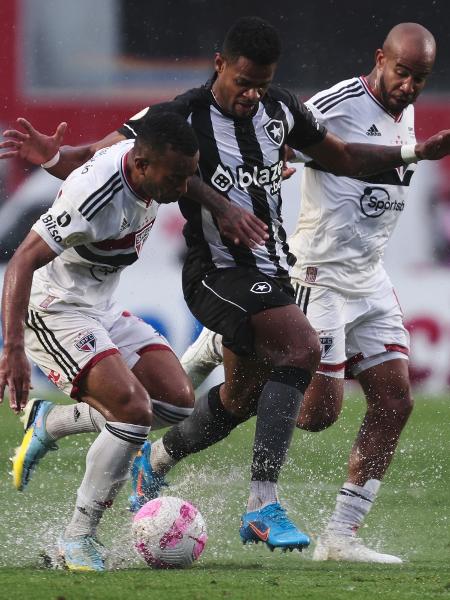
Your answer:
[313,533,403,564]
[181,328,223,389]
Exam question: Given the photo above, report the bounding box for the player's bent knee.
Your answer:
[297,410,338,432]
[113,384,153,426]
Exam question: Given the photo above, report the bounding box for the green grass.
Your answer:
[0,392,449,599]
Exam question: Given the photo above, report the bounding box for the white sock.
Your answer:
[46,399,191,440]
[326,479,381,537]
[46,403,105,440]
[247,481,279,512]
[64,421,150,538]
[150,438,178,476]
[152,399,193,430]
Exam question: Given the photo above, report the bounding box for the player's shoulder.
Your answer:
[306,77,364,114]
[63,141,129,209]
[265,85,300,108]
[172,85,212,114]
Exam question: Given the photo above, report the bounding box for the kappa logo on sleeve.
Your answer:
[75,330,97,352]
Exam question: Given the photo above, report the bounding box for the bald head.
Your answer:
[383,23,436,66]
[367,23,436,115]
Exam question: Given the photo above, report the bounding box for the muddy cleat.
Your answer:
[58,535,105,572]
[129,441,167,513]
[12,399,57,491]
[181,328,223,388]
[313,533,403,563]
[239,502,310,551]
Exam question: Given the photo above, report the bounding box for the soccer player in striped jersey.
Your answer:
[181,23,438,562]
[0,112,200,571]
[2,17,450,555]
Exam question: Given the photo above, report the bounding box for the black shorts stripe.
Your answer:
[313,81,362,111]
[26,310,79,380]
[294,283,311,315]
[73,244,138,267]
[79,173,121,218]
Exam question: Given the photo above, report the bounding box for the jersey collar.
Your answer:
[360,76,404,123]
[121,151,154,208]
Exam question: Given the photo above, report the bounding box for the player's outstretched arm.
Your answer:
[186,176,269,248]
[304,129,450,176]
[0,118,126,180]
[0,232,57,413]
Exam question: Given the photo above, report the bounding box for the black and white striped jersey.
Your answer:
[120,81,326,279]
[289,76,417,296]
[31,140,159,309]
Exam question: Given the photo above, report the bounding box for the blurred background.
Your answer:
[1,0,450,394]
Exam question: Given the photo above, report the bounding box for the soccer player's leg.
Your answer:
[314,357,408,564]
[128,347,194,511]
[60,352,151,571]
[238,303,320,551]
[313,286,410,563]
[180,327,224,389]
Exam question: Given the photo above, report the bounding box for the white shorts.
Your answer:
[293,279,409,379]
[25,303,172,398]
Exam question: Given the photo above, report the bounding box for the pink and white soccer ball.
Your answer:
[132,496,207,569]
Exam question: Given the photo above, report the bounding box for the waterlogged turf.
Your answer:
[0,392,449,599]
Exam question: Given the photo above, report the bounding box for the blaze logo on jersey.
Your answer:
[211,164,234,193]
[211,161,284,195]
[250,282,272,294]
[75,331,97,352]
[360,187,404,218]
[319,336,333,358]
[135,220,154,256]
[263,119,285,146]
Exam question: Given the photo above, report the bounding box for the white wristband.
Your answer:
[41,151,61,169]
[400,144,418,165]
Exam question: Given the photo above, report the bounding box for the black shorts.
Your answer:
[183,248,296,356]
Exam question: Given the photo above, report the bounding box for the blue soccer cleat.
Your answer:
[58,535,105,572]
[129,441,167,513]
[12,398,58,491]
[240,502,310,552]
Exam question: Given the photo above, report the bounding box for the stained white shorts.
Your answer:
[24,303,172,397]
[292,278,409,379]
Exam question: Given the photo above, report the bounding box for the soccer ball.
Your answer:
[132,496,207,569]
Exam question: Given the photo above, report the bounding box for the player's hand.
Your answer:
[216,203,269,248]
[0,349,31,414]
[282,145,296,180]
[0,118,67,165]
[416,130,450,161]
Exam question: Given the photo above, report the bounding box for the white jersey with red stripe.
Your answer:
[30,139,159,311]
[289,76,416,296]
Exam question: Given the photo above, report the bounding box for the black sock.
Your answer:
[162,385,243,461]
[251,366,311,482]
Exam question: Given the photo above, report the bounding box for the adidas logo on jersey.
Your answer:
[366,124,381,136]
[120,217,130,232]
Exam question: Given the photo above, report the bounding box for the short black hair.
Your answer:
[222,16,281,65]
[136,111,198,157]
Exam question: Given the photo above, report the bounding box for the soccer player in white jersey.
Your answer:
[2,18,450,557]
[0,112,201,571]
[181,23,437,562]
